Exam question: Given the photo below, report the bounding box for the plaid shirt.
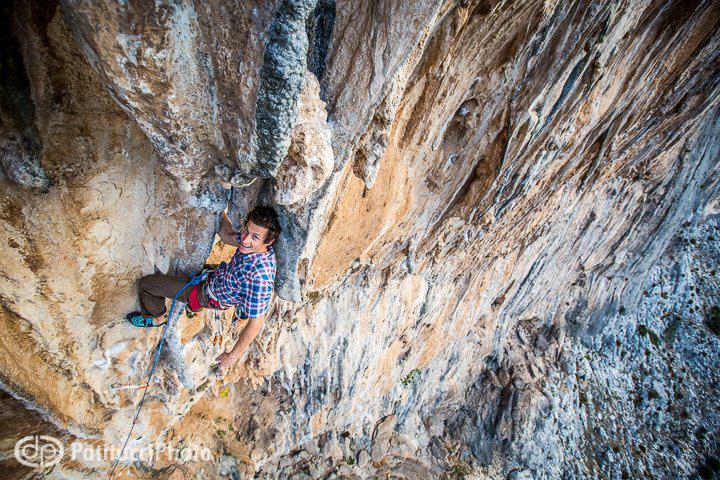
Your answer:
[207,242,276,318]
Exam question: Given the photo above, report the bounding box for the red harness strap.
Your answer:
[188,283,220,311]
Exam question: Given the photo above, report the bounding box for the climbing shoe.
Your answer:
[126,312,166,328]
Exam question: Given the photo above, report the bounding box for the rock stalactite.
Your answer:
[249,0,318,184]
[0,0,719,479]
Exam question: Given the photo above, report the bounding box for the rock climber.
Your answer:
[126,206,280,372]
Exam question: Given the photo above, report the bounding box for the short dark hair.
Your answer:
[247,206,281,244]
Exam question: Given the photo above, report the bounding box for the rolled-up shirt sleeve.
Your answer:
[241,272,274,318]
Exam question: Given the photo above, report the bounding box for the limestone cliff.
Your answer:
[1,0,719,479]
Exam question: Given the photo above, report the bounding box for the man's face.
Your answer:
[238,219,273,254]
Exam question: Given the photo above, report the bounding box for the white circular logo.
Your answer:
[14,435,64,469]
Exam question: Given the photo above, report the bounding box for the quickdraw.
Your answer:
[212,307,224,346]
[110,382,151,391]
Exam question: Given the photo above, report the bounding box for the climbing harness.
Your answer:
[108,273,206,480]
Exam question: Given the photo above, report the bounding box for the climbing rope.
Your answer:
[110,189,236,478]
[108,273,206,480]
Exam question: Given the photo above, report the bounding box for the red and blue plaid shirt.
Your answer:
[207,241,276,318]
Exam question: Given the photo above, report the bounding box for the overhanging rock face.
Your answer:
[60,0,279,191]
[1,0,719,478]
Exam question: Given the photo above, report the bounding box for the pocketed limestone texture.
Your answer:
[1,0,719,479]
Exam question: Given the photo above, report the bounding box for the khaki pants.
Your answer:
[138,273,214,318]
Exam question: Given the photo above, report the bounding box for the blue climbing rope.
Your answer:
[108,273,206,480]
[109,191,235,478]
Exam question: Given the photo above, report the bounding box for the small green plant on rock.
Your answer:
[637,324,661,346]
[197,380,209,392]
[401,368,421,387]
[449,461,472,478]
[443,440,473,479]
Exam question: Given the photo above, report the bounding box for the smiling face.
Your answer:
[237,219,274,254]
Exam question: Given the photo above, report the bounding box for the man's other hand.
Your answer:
[218,211,241,247]
[216,352,236,370]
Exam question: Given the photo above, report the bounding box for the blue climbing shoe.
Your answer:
[126,312,166,328]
